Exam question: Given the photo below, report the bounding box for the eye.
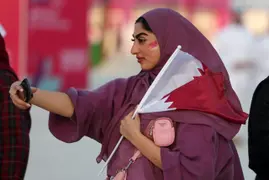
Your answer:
[138,38,146,44]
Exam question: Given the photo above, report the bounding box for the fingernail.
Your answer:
[20,89,23,92]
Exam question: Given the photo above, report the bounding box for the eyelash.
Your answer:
[131,38,147,44]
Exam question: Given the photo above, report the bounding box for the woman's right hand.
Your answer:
[9,81,38,109]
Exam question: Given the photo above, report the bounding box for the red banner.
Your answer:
[0,0,28,78]
[28,0,89,91]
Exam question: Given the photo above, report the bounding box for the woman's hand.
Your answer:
[9,81,37,109]
[120,109,163,169]
[120,110,141,141]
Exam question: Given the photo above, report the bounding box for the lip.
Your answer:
[137,57,145,63]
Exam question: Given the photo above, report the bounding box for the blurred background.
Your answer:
[1,0,269,179]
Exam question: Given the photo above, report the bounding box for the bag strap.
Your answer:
[107,150,142,179]
[130,150,141,162]
[124,150,141,171]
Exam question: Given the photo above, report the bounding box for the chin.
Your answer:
[141,65,154,71]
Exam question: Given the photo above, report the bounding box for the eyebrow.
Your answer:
[132,32,148,39]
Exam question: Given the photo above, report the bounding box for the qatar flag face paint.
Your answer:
[149,40,159,50]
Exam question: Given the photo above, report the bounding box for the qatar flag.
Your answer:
[136,46,203,114]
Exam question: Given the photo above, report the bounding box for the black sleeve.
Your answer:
[248,76,269,179]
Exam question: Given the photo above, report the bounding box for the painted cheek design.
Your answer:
[149,41,159,50]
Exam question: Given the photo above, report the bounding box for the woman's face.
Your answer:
[131,22,161,71]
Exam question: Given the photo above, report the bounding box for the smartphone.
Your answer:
[20,78,33,102]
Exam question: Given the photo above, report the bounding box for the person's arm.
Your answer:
[0,72,31,179]
[30,89,74,117]
[48,78,127,144]
[9,81,75,118]
[119,111,162,168]
[129,132,162,168]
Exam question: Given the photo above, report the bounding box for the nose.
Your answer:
[131,42,139,55]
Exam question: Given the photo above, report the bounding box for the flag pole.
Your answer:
[98,45,182,176]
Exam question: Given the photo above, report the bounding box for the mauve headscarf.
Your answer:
[96,8,247,162]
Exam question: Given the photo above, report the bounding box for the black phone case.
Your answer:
[20,78,33,103]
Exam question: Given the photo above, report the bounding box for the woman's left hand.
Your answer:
[120,110,141,141]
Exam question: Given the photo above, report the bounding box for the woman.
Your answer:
[0,34,31,179]
[9,8,247,179]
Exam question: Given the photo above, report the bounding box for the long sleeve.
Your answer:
[49,78,128,144]
[0,71,31,180]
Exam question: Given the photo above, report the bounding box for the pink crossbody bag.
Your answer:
[147,117,175,146]
[108,117,175,180]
